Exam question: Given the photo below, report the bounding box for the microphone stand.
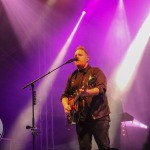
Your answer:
[22,59,74,150]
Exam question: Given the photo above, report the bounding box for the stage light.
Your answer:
[82,11,86,15]
[122,120,148,129]
[109,12,150,148]
[107,3,150,149]
[114,13,150,94]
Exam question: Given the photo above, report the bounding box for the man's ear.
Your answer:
[87,57,89,61]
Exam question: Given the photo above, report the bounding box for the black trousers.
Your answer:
[76,117,110,150]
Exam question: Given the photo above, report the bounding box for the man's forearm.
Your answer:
[86,87,100,96]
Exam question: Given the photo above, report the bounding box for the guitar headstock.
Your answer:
[88,75,96,86]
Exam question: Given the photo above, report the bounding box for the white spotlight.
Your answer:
[82,11,86,15]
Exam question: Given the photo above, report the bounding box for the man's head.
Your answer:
[74,46,89,69]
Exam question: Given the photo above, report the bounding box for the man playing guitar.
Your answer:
[61,46,110,150]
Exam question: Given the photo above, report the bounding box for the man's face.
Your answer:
[74,49,89,69]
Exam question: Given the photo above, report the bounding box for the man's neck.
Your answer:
[78,63,88,70]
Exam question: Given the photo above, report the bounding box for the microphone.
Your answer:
[65,58,78,64]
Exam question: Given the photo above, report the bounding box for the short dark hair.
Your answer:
[76,46,88,55]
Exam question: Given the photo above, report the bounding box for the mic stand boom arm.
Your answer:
[22,59,74,150]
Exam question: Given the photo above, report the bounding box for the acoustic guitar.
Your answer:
[66,75,96,125]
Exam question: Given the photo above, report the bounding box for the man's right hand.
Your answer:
[62,97,71,114]
[63,104,71,114]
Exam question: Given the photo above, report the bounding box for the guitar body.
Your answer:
[66,75,96,125]
[68,96,78,111]
[67,96,81,124]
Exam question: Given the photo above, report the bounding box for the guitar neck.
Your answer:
[73,92,81,104]
[73,84,88,102]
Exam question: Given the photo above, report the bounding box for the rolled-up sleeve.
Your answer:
[94,68,107,94]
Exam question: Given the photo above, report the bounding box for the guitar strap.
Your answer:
[69,65,92,91]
